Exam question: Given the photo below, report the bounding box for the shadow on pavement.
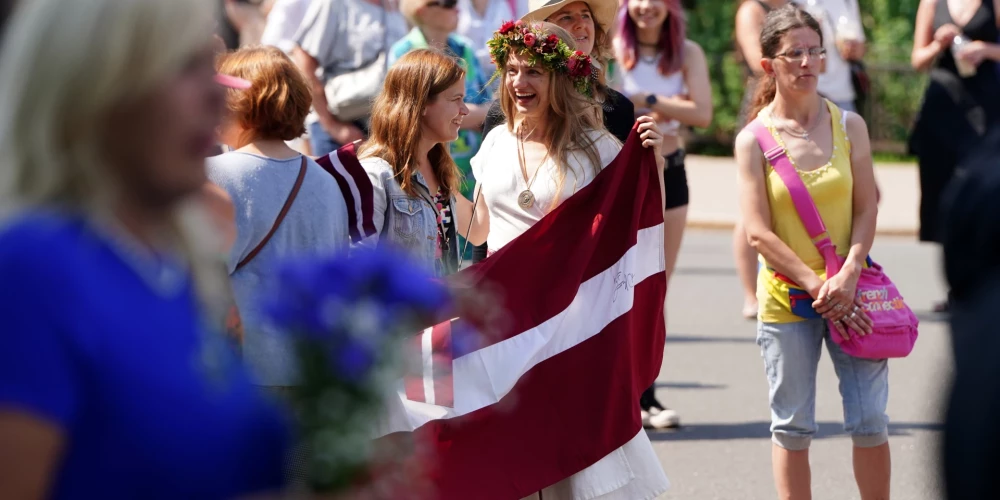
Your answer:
[666,335,756,344]
[914,311,949,323]
[654,381,727,390]
[673,266,736,277]
[646,421,943,442]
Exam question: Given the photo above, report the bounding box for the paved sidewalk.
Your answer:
[685,155,920,235]
[652,229,948,499]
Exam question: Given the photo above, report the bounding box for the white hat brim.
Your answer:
[520,0,617,38]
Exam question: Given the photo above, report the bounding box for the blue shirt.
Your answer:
[208,153,351,386]
[0,212,289,499]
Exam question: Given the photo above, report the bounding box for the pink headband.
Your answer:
[214,73,251,89]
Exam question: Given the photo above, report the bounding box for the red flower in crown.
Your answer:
[567,53,592,78]
[547,34,559,44]
[499,21,516,34]
[523,32,537,47]
[566,56,578,72]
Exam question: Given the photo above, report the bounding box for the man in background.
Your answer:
[795,0,868,113]
[292,0,407,156]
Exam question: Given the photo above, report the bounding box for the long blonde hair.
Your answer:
[0,0,229,320]
[359,48,465,198]
[498,23,610,206]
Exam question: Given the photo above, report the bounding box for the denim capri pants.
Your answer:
[756,318,890,450]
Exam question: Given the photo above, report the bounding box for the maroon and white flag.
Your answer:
[315,142,377,243]
[376,125,666,499]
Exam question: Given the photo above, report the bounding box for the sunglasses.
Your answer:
[426,0,458,8]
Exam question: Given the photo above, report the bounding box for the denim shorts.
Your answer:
[756,319,890,450]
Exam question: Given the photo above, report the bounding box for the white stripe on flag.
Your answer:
[328,155,366,239]
[377,223,666,436]
[422,326,436,406]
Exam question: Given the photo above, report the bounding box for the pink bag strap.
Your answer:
[747,117,842,275]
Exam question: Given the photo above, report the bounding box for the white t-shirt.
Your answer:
[618,54,687,136]
[261,0,313,53]
[294,0,408,124]
[795,0,865,103]
[471,127,621,251]
[456,0,513,75]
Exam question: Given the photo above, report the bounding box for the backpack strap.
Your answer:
[747,117,842,275]
[235,156,308,271]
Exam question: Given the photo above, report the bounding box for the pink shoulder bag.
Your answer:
[748,117,919,359]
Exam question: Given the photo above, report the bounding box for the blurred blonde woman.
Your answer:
[0,1,289,498]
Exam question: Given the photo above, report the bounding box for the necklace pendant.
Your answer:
[518,189,535,210]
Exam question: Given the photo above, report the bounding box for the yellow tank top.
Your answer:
[757,100,854,323]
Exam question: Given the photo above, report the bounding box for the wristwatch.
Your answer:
[645,93,658,106]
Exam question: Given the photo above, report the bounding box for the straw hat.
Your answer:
[520,0,618,32]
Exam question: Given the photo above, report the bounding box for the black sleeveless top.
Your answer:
[932,0,1000,97]
[912,0,1000,150]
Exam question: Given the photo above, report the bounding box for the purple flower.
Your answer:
[264,246,451,356]
[330,339,376,382]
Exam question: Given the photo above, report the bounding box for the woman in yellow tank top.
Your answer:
[733,5,887,500]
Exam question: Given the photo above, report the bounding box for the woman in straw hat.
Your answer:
[0,0,290,497]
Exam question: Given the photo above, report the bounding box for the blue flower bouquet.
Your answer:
[265,247,450,495]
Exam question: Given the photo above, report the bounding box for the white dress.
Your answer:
[470,127,671,500]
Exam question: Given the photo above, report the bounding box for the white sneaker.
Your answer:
[646,407,680,429]
[641,409,651,427]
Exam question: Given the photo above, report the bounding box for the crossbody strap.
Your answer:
[235,156,308,271]
[747,117,842,275]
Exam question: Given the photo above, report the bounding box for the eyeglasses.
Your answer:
[426,0,457,8]
[775,47,826,62]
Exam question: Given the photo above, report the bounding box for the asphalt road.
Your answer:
[646,229,950,500]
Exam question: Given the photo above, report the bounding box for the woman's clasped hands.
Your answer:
[811,266,874,341]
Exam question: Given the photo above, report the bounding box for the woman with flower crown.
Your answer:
[460,20,671,500]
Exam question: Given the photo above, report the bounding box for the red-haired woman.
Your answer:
[208,45,352,389]
[612,0,712,430]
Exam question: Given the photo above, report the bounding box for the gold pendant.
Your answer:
[518,190,535,210]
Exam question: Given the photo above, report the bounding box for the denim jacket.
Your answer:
[358,157,459,275]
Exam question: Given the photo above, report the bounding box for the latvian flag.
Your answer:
[375,124,667,499]
[315,141,377,243]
